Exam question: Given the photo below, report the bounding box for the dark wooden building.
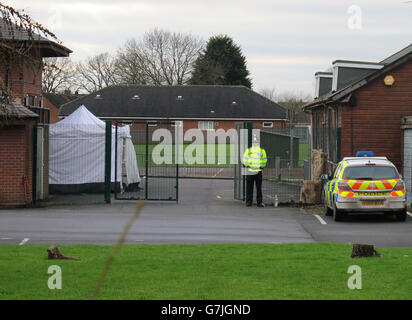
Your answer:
[303,43,412,172]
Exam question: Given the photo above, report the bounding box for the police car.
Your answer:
[323,152,407,222]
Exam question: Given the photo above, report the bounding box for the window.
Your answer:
[172,120,183,127]
[198,121,214,130]
[24,95,37,107]
[343,166,399,180]
[262,122,273,128]
[147,121,158,127]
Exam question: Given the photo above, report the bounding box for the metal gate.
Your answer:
[114,121,179,201]
[32,125,45,202]
[234,122,252,201]
[259,125,311,204]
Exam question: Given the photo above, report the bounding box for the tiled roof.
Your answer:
[59,85,288,120]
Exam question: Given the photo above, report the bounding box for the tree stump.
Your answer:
[47,245,79,260]
[351,244,382,258]
[300,180,323,204]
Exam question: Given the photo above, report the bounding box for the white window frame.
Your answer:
[172,120,183,127]
[262,122,273,128]
[198,121,214,131]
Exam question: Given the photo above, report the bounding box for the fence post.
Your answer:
[104,121,112,203]
[308,125,312,180]
[303,160,309,180]
[275,156,281,180]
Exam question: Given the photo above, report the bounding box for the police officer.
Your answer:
[242,135,267,207]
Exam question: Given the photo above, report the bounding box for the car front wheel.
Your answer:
[325,199,333,216]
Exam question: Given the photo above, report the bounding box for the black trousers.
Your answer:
[246,171,263,204]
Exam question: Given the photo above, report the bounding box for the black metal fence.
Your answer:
[258,125,312,204]
[261,158,309,204]
[45,119,312,205]
[114,123,179,201]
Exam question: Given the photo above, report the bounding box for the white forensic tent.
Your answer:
[49,105,140,193]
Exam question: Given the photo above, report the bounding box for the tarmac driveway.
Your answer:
[0,179,411,247]
[0,179,313,245]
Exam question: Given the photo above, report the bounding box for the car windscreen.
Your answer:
[343,165,399,180]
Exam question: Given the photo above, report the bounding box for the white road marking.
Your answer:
[314,214,327,225]
[0,238,13,240]
[407,212,412,218]
[19,238,30,246]
[212,168,224,178]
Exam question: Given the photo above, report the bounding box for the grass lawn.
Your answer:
[299,142,309,162]
[134,143,309,168]
[134,143,236,167]
[1,243,411,300]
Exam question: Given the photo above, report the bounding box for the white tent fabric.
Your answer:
[49,105,140,186]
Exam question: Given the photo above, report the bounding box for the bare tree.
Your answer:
[278,91,311,117]
[42,57,76,93]
[116,29,204,85]
[259,87,277,102]
[115,39,149,85]
[76,52,119,93]
[277,91,312,168]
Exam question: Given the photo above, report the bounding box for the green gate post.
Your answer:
[104,121,112,203]
[247,122,252,148]
[145,123,149,200]
[32,125,38,205]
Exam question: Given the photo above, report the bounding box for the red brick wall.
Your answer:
[109,119,287,131]
[6,56,43,105]
[0,54,52,206]
[340,61,412,172]
[43,96,64,124]
[0,122,34,207]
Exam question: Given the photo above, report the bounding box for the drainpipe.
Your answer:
[401,116,412,206]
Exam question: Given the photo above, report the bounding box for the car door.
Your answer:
[327,164,342,208]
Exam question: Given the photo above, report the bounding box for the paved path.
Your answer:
[0,179,411,247]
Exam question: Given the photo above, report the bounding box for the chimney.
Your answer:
[315,72,333,99]
[331,60,384,92]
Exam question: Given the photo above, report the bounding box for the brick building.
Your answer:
[303,43,412,172]
[58,85,288,132]
[0,104,38,206]
[43,92,82,123]
[0,20,71,207]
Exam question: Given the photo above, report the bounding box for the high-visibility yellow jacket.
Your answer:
[242,146,267,173]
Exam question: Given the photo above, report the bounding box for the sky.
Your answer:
[8,0,412,97]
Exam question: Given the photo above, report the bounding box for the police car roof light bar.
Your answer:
[356,151,374,157]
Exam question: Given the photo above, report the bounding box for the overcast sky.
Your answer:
[9,0,412,97]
